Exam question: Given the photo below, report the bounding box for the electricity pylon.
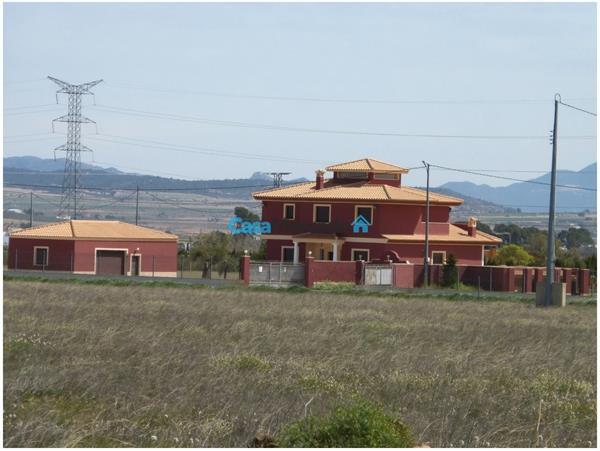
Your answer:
[49,76,102,219]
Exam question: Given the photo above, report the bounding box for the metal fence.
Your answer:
[249,261,304,285]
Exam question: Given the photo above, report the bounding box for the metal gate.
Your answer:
[364,264,393,286]
[250,262,305,285]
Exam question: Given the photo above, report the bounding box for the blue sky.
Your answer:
[4,2,597,186]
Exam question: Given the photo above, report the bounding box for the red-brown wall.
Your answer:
[261,200,450,237]
[264,239,484,266]
[8,238,177,275]
[74,240,178,274]
[8,238,75,271]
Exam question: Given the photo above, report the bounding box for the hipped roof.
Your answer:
[9,220,178,241]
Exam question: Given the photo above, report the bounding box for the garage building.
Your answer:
[8,220,178,277]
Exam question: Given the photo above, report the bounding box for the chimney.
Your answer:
[467,217,478,237]
[315,169,325,190]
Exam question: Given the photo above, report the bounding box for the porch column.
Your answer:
[332,242,338,261]
[293,241,299,264]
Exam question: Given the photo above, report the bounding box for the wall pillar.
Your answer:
[578,268,590,295]
[241,254,251,287]
[293,241,299,264]
[332,242,338,261]
[305,255,315,288]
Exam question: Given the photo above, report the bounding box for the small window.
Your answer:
[283,204,295,220]
[34,247,48,266]
[373,173,399,180]
[337,171,368,179]
[355,205,373,225]
[282,247,294,262]
[432,251,446,265]
[352,249,370,261]
[314,205,331,223]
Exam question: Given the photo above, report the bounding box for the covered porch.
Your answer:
[291,233,345,263]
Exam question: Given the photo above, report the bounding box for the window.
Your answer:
[281,246,294,262]
[355,205,374,225]
[34,247,48,266]
[283,204,295,220]
[373,173,399,180]
[352,249,370,261]
[432,251,446,265]
[314,205,331,223]
[337,171,368,179]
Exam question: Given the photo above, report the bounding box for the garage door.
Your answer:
[96,250,125,275]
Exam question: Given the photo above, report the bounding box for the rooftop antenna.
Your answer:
[49,76,102,219]
[269,172,291,188]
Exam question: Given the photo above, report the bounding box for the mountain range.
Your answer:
[440,163,596,213]
[3,156,596,213]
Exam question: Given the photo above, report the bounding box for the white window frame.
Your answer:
[33,246,49,266]
[283,203,296,220]
[354,205,374,225]
[313,204,331,224]
[351,248,370,262]
[431,251,446,265]
[281,246,294,262]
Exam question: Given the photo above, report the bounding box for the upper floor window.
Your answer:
[336,171,368,179]
[355,205,373,225]
[314,204,331,223]
[34,247,48,266]
[373,173,399,180]
[283,203,295,220]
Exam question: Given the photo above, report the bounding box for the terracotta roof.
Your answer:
[383,225,502,245]
[326,158,409,173]
[9,220,178,241]
[253,180,463,205]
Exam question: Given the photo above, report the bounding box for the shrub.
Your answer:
[442,253,458,287]
[276,399,414,448]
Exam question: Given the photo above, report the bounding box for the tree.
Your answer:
[557,227,594,249]
[442,253,458,288]
[190,231,235,276]
[234,206,259,222]
[493,244,533,266]
[477,222,494,235]
[555,248,584,269]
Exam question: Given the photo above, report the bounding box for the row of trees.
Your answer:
[481,222,596,273]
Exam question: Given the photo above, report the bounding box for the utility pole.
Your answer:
[29,191,33,228]
[49,76,102,219]
[269,172,291,188]
[422,161,430,288]
[544,94,560,307]
[135,185,140,225]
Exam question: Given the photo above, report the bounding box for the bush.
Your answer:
[276,399,415,448]
[442,253,458,288]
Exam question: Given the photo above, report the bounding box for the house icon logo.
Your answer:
[352,215,369,233]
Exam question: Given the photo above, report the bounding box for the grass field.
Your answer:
[4,280,596,447]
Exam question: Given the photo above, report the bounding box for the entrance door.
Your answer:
[131,255,140,276]
[96,250,125,276]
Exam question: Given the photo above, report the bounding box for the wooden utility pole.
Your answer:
[422,161,430,288]
[135,185,140,225]
[544,95,560,307]
[29,191,33,228]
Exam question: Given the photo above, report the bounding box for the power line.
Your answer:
[104,81,597,106]
[429,164,597,192]
[90,104,596,141]
[3,181,276,192]
[559,101,597,117]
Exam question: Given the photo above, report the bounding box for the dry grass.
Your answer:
[4,280,596,447]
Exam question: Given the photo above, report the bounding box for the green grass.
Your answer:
[4,280,596,447]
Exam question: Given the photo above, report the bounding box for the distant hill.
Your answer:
[440,163,597,213]
[3,156,520,214]
[3,156,308,199]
